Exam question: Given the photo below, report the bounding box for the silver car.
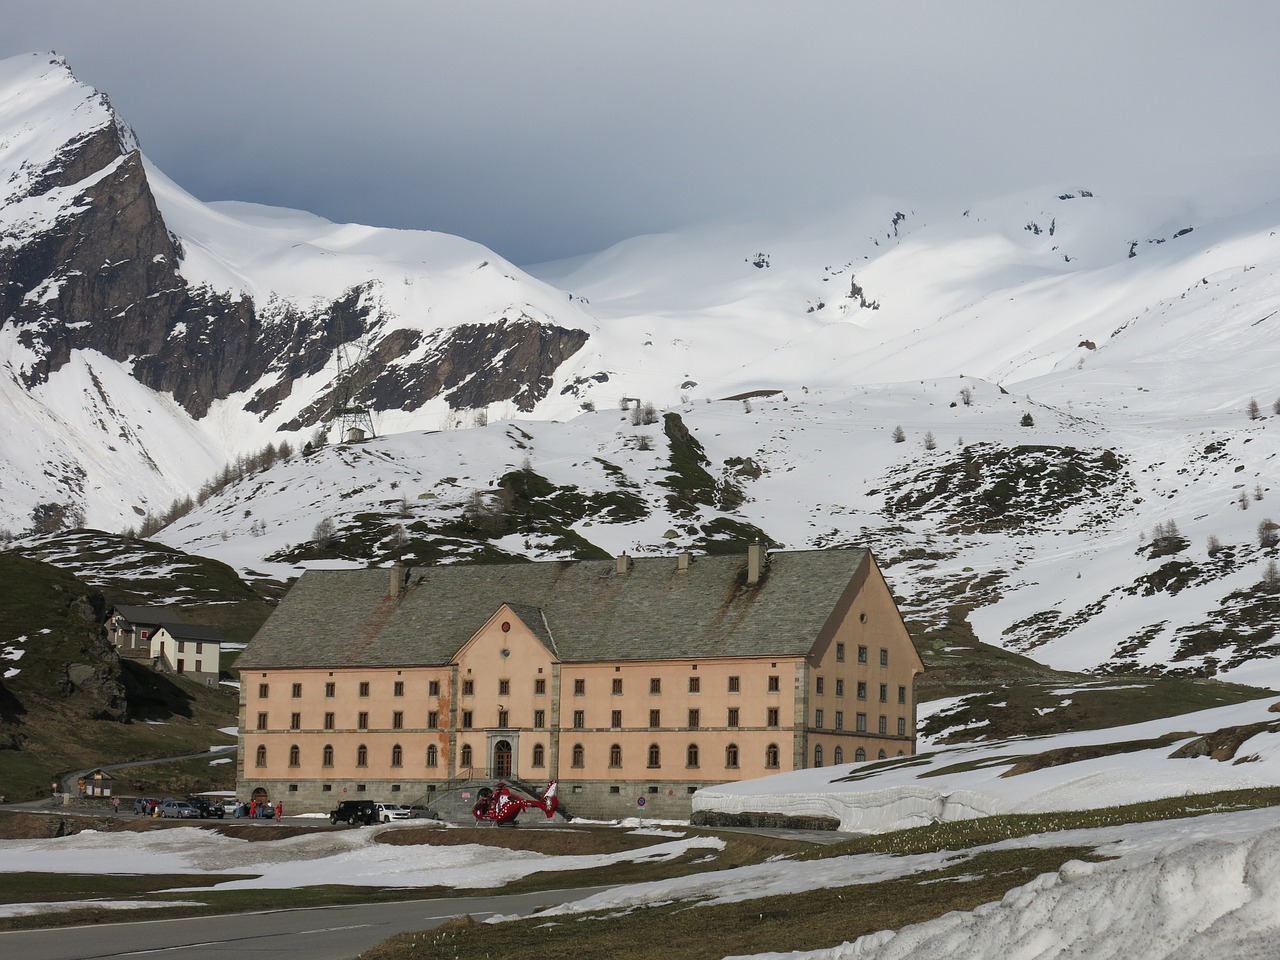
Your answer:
[159,800,200,819]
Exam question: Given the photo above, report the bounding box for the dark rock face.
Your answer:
[2,110,589,427]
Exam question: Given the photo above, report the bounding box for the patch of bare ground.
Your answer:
[375,825,662,855]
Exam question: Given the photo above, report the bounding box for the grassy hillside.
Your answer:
[0,552,241,801]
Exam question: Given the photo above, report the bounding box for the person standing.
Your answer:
[274,800,282,823]
[111,795,120,815]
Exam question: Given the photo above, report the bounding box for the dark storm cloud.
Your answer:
[5,1,1280,263]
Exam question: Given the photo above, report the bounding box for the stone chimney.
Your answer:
[615,553,631,575]
[677,551,691,572]
[747,542,765,585]
[390,562,406,598]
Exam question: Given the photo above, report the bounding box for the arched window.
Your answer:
[833,745,844,765]
[647,743,661,768]
[897,750,905,757]
[356,744,368,767]
[877,749,887,760]
[765,743,779,768]
[288,744,300,767]
[687,743,700,768]
[814,744,824,768]
[609,743,622,768]
[725,743,739,768]
[855,747,866,762]
[461,744,473,768]
[532,743,545,767]
[391,743,403,767]
[322,744,334,767]
[426,744,438,767]
[255,745,267,768]
[572,743,585,768]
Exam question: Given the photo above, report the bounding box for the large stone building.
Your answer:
[234,545,923,819]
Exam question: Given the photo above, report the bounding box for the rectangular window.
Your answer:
[898,685,907,704]
[898,717,907,736]
[649,677,661,694]
[728,707,740,728]
[880,648,889,667]
[834,710,843,730]
[177,640,185,654]
[498,679,510,696]
[649,708,661,728]
[256,712,268,731]
[291,682,302,698]
[688,676,701,694]
[813,709,823,729]
[835,678,844,697]
[767,707,779,727]
[857,681,867,700]
[392,711,403,730]
[574,678,586,696]
[727,676,740,693]
[497,709,509,728]
[325,682,335,698]
[836,641,846,662]
[428,680,440,697]
[290,712,301,730]
[462,679,474,696]
[612,678,623,695]
[858,645,868,664]
[258,683,269,699]
[856,712,867,732]
[533,709,545,728]
[427,710,439,729]
[535,678,546,695]
[358,681,370,697]
[815,677,825,695]
[611,709,622,728]
[768,675,780,693]
[688,708,700,729]
[391,680,402,697]
[573,710,585,729]
[879,715,888,734]
[880,683,888,702]
[462,710,473,729]
[357,711,368,730]
[324,712,334,730]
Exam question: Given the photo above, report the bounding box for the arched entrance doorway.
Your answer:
[493,740,513,778]
[251,786,269,803]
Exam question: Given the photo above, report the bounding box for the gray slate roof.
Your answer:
[237,548,870,670]
[109,606,222,642]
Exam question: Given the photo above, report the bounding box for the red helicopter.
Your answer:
[472,780,558,824]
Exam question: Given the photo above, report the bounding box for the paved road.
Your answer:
[0,885,612,960]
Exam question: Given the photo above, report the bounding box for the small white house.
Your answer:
[150,624,223,686]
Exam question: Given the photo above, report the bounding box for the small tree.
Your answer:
[1259,519,1280,549]
[641,401,659,425]
[1273,396,1280,416]
[892,425,906,443]
[1262,559,1280,594]
[923,431,937,450]
[1020,412,1035,427]
[959,386,973,406]
[313,517,336,546]
[1207,534,1223,555]
[1254,484,1264,502]
[1248,397,1261,420]
[1240,489,1251,511]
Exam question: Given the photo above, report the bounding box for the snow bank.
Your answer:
[735,826,1280,960]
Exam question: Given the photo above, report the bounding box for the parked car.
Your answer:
[158,800,200,819]
[221,798,242,817]
[374,803,412,823]
[185,796,225,819]
[329,800,378,826]
[406,804,439,820]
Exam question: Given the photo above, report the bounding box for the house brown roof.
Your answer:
[235,548,871,670]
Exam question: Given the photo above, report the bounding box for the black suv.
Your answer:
[329,800,378,826]
[185,796,225,819]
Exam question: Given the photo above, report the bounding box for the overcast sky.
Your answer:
[6,1,1280,264]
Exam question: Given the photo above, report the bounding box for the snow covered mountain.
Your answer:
[4,51,1280,685]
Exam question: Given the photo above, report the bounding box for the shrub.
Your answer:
[1020,412,1035,427]
[892,425,906,443]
